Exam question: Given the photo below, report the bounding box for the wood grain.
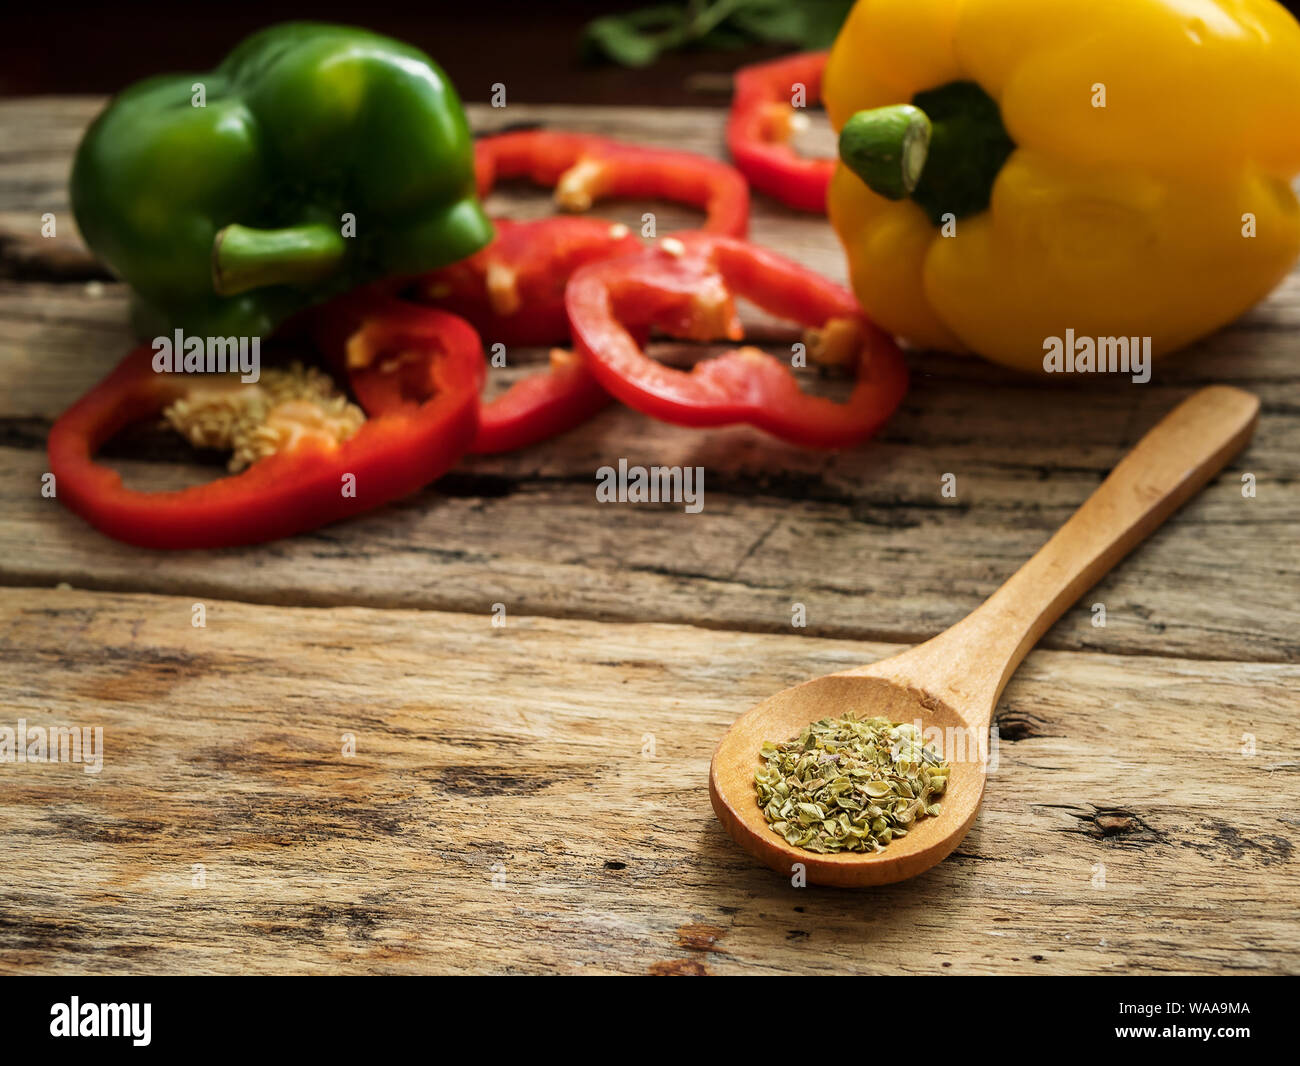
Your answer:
[0,97,1297,974]
[0,589,1296,975]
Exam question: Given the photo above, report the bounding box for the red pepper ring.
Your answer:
[416,216,643,347]
[468,348,610,454]
[409,216,648,452]
[345,312,611,455]
[565,233,909,450]
[47,299,482,549]
[726,51,834,214]
[475,129,750,238]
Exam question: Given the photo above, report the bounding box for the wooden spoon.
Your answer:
[709,386,1259,887]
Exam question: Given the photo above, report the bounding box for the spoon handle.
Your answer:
[872,386,1259,722]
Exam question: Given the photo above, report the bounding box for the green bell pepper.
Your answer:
[71,21,493,340]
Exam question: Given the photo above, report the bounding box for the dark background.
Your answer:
[1,1,780,104]
[10,0,1299,105]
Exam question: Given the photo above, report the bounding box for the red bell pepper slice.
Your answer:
[476,129,750,238]
[727,52,834,214]
[47,297,482,549]
[468,346,609,454]
[408,215,647,453]
[565,233,909,449]
[416,216,643,347]
[346,311,609,455]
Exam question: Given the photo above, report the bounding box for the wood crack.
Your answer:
[0,228,110,283]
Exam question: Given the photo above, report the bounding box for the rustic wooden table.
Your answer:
[1,99,1297,975]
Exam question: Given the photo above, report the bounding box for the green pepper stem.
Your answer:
[212,222,347,296]
[838,104,932,201]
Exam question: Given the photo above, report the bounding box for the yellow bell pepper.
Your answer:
[823,0,1300,372]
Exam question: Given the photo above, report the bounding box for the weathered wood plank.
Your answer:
[1,97,1297,977]
[0,275,1294,662]
[0,588,1295,975]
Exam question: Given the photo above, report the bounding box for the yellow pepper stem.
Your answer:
[839,105,932,201]
[838,81,1015,226]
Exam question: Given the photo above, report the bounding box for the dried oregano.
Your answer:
[754,714,950,854]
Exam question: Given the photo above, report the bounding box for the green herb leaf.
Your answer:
[580,6,690,69]
[755,712,950,855]
[581,0,854,69]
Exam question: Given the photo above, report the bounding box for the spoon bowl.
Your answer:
[710,386,1260,886]
[711,672,986,885]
